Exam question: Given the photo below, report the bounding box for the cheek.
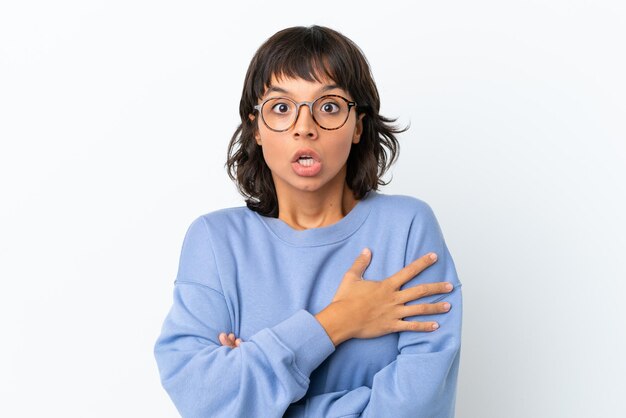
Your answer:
[258,140,284,167]
[333,137,355,162]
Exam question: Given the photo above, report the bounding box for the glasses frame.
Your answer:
[253,94,357,132]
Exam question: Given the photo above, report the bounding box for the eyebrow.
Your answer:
[265,84,341,96]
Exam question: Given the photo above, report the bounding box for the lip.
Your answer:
[291,159,322,177]
[291,148,322,163]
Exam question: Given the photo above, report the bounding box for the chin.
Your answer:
[273,168,345,195]
[294,181,324,192]
[280,177,328,193]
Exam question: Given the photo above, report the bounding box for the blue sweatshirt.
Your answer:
[154,191,463,418]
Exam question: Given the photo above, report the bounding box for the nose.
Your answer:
[292,103,318,139]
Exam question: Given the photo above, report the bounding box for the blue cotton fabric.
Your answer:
[154,191,463,417]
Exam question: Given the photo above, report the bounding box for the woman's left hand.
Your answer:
[218,332,242,348]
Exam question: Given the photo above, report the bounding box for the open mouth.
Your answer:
[297,156,315,167]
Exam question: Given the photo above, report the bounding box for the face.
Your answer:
[249,75,364,198]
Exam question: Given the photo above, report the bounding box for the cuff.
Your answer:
[269,309,336,378]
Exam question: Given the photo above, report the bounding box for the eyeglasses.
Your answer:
[253,94,357,132]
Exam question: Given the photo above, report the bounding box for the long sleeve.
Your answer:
[284,202,463,418]
[154,216,336,418]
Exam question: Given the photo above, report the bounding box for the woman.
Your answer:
[154,25,462,418]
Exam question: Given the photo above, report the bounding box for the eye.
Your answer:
[270,101,292,114]
[315,95,347,114]
[319,101,340,114]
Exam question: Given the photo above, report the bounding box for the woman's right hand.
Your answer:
[315,249,453,347]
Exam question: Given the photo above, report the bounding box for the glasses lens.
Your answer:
[313,96,350,129]
[261,98,297,131]
[259,96,352,131]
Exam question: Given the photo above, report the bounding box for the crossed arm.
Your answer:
[219,279,462,417]
[154,206,462,417]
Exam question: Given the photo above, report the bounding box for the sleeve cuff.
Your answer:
[268,309,336,378]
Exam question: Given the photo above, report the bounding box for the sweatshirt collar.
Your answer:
[255,190,377,247]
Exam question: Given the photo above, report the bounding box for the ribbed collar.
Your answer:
[254,190,378,247]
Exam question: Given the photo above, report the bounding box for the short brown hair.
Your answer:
[226,25,407,217]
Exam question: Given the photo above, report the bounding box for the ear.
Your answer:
[249,114,262,145]
[352,113,365,144]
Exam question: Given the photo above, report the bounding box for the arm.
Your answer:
[285,202,463,418]
[153,217,336,418]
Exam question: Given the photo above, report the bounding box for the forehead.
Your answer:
[263,74,348,98]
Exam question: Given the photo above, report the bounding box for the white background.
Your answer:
[1,1,625,417]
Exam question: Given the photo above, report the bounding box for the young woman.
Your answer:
[155,25,463,418]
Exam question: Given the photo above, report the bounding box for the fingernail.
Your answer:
[443,303,450,311]
[432,323,439,330]
[362,248,370,256]
[445,283,453,291]
[429,253,437,261]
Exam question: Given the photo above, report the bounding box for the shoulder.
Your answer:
[183,205,266,246]
[369,192,437,222]
[364,192,444,243]
[186,206,256,234]
[198,206,253,225]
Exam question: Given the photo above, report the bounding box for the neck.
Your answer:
[275,181,359,231]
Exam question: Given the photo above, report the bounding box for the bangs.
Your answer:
[270,56,336,87]
[251,27,358,99]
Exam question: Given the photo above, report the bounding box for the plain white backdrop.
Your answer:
[1,1,625,417]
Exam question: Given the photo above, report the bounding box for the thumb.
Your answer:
[347,248,372,280]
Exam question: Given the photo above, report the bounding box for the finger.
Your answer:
[219,332,237,348]
[346,248,372,280]
[394,320,440,332]
[228,333,236,342]
[398,301,451,317]
[386,252,438,289]
[396,282,454,304]
[235,338,242,347]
